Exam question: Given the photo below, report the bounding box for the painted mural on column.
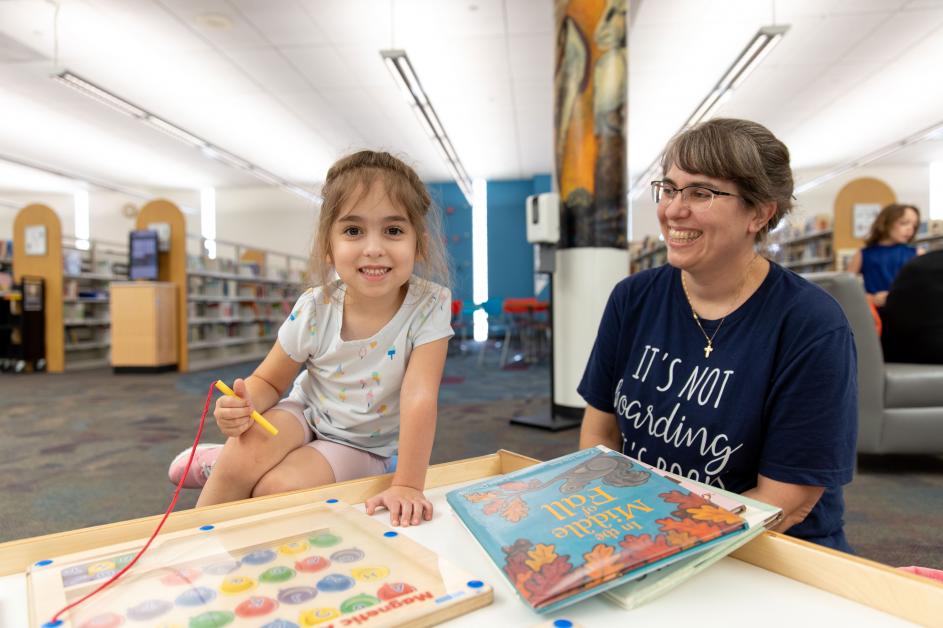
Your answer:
[554,0,627,248]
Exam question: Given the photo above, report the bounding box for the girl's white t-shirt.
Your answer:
[278,276,453,457]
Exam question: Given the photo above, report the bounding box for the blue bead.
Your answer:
[326,498,339,504]
[467,580,484,589]
[199,525,215,531]
[35,559,53,567]
[42,622,63,628]
[383,531,398,537]
[553,620,573,628]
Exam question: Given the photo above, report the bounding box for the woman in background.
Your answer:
[847,204,921,309]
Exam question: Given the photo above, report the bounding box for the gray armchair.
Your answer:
[804,272,943,455]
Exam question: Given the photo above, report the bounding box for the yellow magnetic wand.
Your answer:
[214,380,279,436]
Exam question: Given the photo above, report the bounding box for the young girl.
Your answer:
[181,150,452,527]
[847,204,921,308]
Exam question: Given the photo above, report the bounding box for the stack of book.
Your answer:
[447,446,781,613]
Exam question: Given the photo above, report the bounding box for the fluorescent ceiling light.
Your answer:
[472,177,488,341]
[74,190,90,250]
[54,71,147,119]
[381,49,474,204]
[0,152,199,213]
[53,70,319,202]
[794,119,943,194]
[201,187,217,260]
[630,24,789,199]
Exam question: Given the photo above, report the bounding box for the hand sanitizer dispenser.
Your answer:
[526,193,560,244]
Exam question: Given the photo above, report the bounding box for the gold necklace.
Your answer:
[680,255,758,358]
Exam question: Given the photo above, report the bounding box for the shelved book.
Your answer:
[446,446,752,613]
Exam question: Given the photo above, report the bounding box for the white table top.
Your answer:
[0,477,916,627]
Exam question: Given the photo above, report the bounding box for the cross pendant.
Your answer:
[704,344,713,358]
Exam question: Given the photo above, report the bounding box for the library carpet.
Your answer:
[0,350,941,573]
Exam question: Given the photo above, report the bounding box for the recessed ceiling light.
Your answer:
[195,13,232,30]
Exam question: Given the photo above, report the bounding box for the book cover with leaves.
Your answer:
[446,446,746,613]
[603,466,782,610]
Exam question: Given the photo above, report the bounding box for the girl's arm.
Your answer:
[244,343,304,412]
[846,250,862,274]
[365,337,449,527]
[214,342,303,437]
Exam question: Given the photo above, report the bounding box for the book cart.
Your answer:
[0,451,939,627]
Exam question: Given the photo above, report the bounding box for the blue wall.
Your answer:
[428,175,551,305]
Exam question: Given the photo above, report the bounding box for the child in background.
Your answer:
[174,150,452,527]
[847,204,921,309]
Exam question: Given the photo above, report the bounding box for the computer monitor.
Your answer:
[128,230,160,281]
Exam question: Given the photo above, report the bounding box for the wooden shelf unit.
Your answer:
[12,205,131,373]
[915,232,943,252]
[135,199,307,372]
[12,204,63,371]
[0,239,11,273]
[185,234,305,372]
[60,237,128,370]
[765,227,835,273]
[630,240,667,273]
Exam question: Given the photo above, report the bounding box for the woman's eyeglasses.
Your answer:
[650,180,741,212]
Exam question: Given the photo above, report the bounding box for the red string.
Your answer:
[48,381,216,625]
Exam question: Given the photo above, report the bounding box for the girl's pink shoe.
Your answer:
[167,444,223,489]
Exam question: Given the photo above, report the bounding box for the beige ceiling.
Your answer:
[0,0,942,195]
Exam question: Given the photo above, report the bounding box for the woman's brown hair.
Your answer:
[661,118,794,242]
[864,203,920,247]
[309,150,450,301]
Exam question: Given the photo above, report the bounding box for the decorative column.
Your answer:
[553,0,629,417]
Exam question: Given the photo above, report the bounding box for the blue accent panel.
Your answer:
[428,175,551,304]
[532,174,553,195]
[429,182,473,304]
[487,180,534,303]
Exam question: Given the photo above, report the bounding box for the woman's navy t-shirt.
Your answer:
[577,262,857,551]
[860,243,917,294]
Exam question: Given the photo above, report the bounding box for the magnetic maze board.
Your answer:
[27,501,493,628]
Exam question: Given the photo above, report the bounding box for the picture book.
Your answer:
[27,501,493,628]
[603,461,782,609]
[445,446,746,613]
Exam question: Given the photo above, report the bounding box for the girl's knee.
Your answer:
[252,468,292,497]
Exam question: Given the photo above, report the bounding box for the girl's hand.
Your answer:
[365,485,433,527]
[214,378,255,437]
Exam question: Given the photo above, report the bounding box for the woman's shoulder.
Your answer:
[614,264,675,298]
[767,264,849,332]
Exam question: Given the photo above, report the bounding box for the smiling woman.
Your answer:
[577,119,859,553]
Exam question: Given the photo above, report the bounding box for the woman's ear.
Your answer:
[748,201,777,235]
